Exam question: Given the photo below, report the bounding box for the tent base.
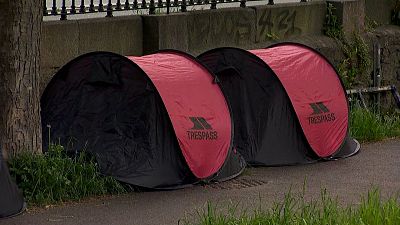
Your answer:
[326,137,361,160]
[207,149,247,183]
[246,158,320,167]
[0,202,26,220]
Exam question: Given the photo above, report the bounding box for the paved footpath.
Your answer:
[3,138,399,225]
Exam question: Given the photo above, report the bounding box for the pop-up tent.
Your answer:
[198,43,360,166]
[41,51,245,189]
[0,150,25,218]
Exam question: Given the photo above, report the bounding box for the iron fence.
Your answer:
[43,0,308,20]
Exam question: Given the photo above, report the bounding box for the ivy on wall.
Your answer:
[323,3,371,89]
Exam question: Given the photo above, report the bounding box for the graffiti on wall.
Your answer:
[188,12,254,49]
[258,9,303,41]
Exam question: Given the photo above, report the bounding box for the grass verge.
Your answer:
[350,108,400,142]
[192,189,400,225]
[8,144,126,206]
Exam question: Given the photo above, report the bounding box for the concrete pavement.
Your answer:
[3,138,399,225]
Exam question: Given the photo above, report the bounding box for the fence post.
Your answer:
[181,0,187,12]
[60,0,67,20]
[240,0,246,8]
[268,0,274,5]
[99,0,104,11]
[210,0,217,9]
[167,0,170,14]
[142,0,148,8]
[51,0,57,15]
[106,0,113,17]
[89,0,95,12]
[149,0,156,14]
[71,0,76,14]
[43,0,48,15]
[373,42,382,111]
[124,0,131,9]
[116,0,122,10]
[80,0,86,13]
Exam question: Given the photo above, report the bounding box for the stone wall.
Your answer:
[327,0,365,35]
[369,26,400,89]
[365,0,396,25]
[141,2,326,55]
[41,16,143,91]
[40,0,400,108]
[252,2,325,43]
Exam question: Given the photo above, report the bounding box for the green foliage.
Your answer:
[323,3,372,89]
[337,60,358,89]
[8,144,126,206]
[365,16,380,32]
[266,32,279,41]
[191,189,400,225]
[337,33,371,89]
[323,3,344,39]
[350,108,400,142]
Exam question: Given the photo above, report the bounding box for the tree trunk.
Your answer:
[0,0,43,157]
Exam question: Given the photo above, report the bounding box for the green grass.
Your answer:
[350,108,400,142]
[8,144,126,206]
[191,189,400,225]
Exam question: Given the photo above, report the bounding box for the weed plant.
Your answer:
[8,144,126,206]
[350,108,400,142]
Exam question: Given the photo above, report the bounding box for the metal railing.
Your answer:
[43,0,308,20]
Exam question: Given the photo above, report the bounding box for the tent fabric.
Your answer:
[198,47,319,166]
[198,43,359,165]
[129,52,234,179]
[41,51,244,189]
[329,136,360,160]
[250,44,348,157]
[41,43,359,188]
[0,151,25,219]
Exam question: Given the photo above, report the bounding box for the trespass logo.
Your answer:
[307,102,336,125]
[187,117,218,140]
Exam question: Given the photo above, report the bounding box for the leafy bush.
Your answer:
[324,3,371,89]
[336,33,371,89]
[8,144,126,206]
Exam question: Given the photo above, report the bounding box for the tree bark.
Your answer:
[0,0,43,156]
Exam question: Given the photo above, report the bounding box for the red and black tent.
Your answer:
[41,51,245,189]
[198,43,360,166]
[41,43,360,188]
